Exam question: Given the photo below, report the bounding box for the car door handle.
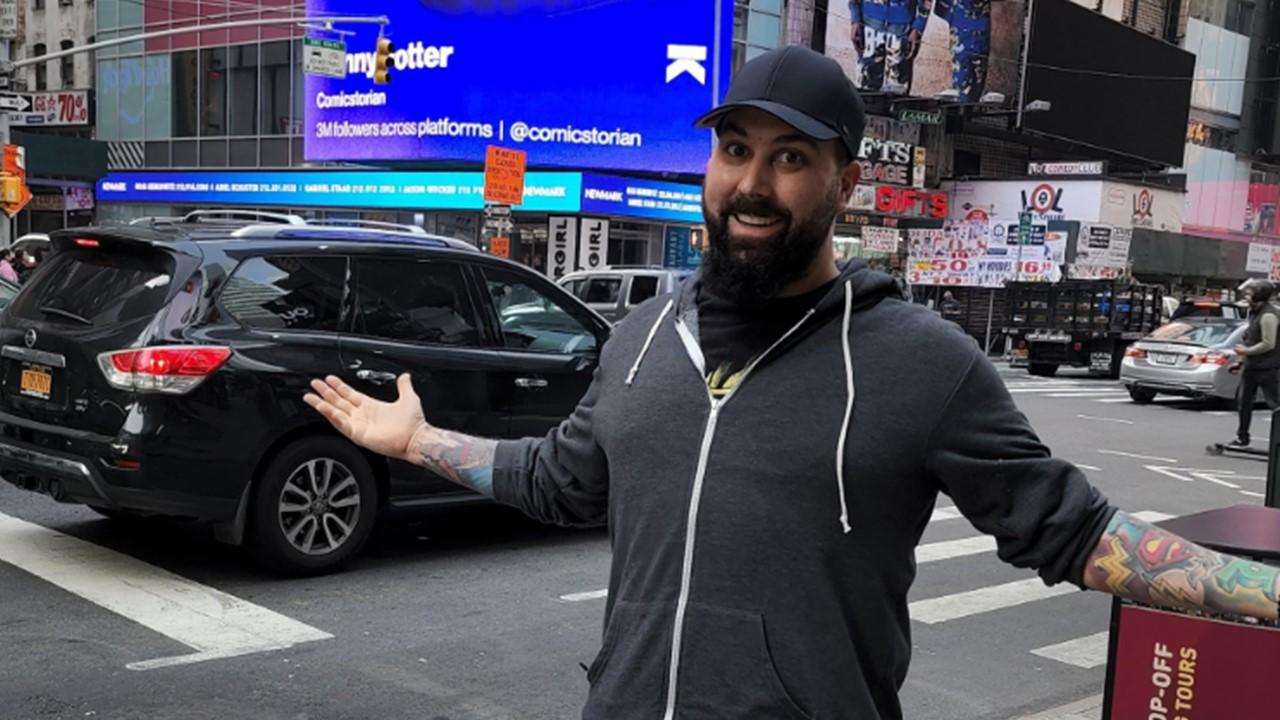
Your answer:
[356,370,398,385]
[514,377,549,389]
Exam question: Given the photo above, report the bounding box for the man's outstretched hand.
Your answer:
[304,374,430,463]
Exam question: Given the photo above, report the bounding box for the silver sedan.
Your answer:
[1120,320,1249,404]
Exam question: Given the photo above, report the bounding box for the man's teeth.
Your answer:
[734,214,779,227]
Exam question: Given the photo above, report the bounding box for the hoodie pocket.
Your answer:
[583,600,669,719]
[677,603,814,720]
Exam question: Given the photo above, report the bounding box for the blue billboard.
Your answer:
[580,173,703,224]
[96,171,582,212]
[303,0,732,174]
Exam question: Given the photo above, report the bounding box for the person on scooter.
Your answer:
[1230,278,1280,447]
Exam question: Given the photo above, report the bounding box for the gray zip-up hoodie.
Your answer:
[492,260,1115,719]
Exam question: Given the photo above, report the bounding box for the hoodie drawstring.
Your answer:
[626,299,674,387]
[836,280,855,534]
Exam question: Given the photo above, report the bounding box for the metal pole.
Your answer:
[984,289,995,354]
[0,36,10,249]
[1015,0,1036,129]
[10,15,390,69]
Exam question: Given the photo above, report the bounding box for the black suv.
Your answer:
[0,214,609,574]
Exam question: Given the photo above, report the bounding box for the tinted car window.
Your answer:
[222,256,345,332]
[584,277,621,303]
[628,276,660,305]
[484,266,598,355]
[354,259,480,346]
[7,248,175,326]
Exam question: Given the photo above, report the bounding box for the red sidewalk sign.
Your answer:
[488,236,510,258]
[1105,603,1280,719]
[483,145,527,206]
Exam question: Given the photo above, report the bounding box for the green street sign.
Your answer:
[303,37,348,79]
[897,109,944,126]
[1017,211,1032,245]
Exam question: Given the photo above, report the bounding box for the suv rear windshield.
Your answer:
[7,249,176,326]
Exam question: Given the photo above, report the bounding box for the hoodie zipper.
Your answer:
[662,305,819,720]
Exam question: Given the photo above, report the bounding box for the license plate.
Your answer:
[19,366,52,399]
[1150,353,1177,365]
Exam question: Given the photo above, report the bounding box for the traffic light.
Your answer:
[373,37,394,85]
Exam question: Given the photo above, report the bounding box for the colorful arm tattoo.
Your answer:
[1083,511,1280,621]
[411,429,497,498]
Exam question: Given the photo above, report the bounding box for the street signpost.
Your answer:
[0,93,29,112]
[483,146,528,205]
[2,143,30,217]
[303,37,347,79]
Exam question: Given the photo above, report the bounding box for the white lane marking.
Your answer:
[1074,464,1103,471]
[909,577,1078,624]
[560,589,609,603]
[1145,465,1194,483]
[1188,470,1241,489]
[0,512,332,670]
[916,535,996,564]
[930,506,964,523]
[1076,415,1134,425]
[1099,449,1178,463]
[1095,397,1134,404]
[1007,386,1087,394]
[1047,393,1131,399]
[1242,491,1266,498]
[1132,511,1175,523]
[1030,631,1110,669]
[1204,411,1232,417]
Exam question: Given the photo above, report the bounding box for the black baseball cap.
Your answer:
[695,45,866,160]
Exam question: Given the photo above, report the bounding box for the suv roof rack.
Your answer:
[227,223,481,252]
[304,219,429,236]
[183,209,307,226]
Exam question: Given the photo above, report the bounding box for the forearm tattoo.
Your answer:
[1084,511,1280,621]
[413,429,497,498]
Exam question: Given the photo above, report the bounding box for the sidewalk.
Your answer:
[1014,695,1103,720]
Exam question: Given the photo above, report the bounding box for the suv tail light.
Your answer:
[1189,351,1230,366]
[97,346,232,394]
[1124,348,1147,359]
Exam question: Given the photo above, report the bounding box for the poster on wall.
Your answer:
[1247,242,1274,274]
[861,225,901,254]
[907,221,1060,286]
[1070,223,1131,279]
[827,1,1026,102]
[547,216,579,279]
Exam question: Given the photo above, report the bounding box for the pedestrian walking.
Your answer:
[850,0,931,94]
[305,46,1280,720]
[1230,278,1280,447]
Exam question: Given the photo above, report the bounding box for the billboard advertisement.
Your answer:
[827,0,1026,102]
[302,0,732,174]
[1023,0,1194,167]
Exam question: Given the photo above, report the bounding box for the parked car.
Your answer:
[1120,318,1249,404]
[10,233,52,265]
[559,267,692,322]
[0,215,609,575]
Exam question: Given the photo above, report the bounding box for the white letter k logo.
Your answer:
[667,44,708,85]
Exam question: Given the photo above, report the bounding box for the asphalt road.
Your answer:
[0,364,1271,720]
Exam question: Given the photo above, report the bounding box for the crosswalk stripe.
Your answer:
[1095,397,1133,404]
[1030,632,1110,669]
[560,589,608,602]
[909,577,1079,624]
[916,535,995,563]
[0,512,332,670]
[1046,392,1130,398]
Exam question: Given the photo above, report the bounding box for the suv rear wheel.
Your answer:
[251,437,378,575]
[1028,363,1059,377]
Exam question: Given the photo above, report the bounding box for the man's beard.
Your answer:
[700,184,841,308]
